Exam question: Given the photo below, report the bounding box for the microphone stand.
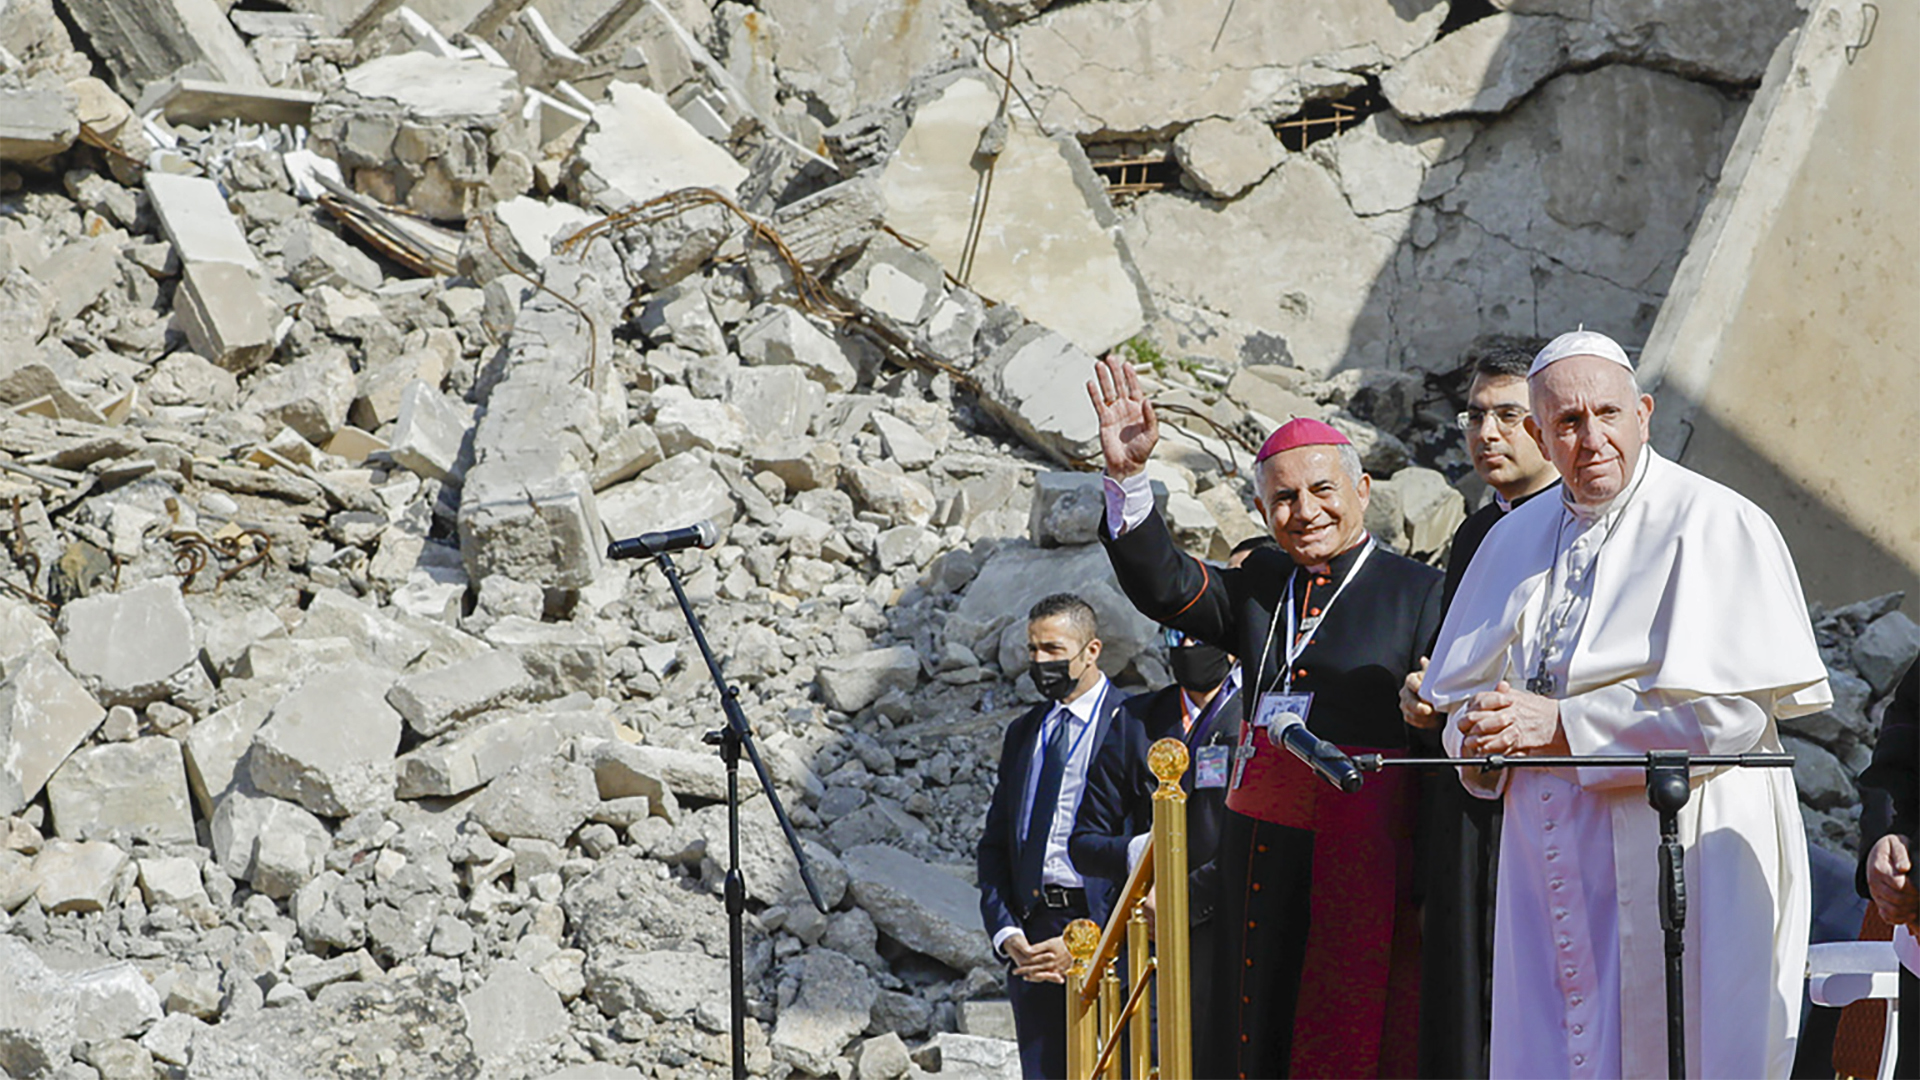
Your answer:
[637,548,829,1080]
[1352,749,1794,1080]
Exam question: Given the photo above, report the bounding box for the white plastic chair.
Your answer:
[1808,940,1903,1080]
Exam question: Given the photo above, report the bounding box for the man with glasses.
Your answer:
[1089,354,1442,1079]
[1070,536,1272,1075]
[1401,340,1559,1078]
[978,592,1129,1079]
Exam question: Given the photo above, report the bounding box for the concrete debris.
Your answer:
[0,1,1859,1075]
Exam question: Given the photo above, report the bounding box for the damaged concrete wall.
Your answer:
[1645,0,1919,617]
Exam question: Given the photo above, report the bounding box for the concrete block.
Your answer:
[250,662,403,817]
[463,964,570,1063]
[389,381,475,483]
[0,648,106,815]
[137,856,211,913]
[871,412,936,470]
[596,457,737,549]
[387,650,533,739]
[650,385,747,456]
[60,0,264,99]
[32,838,129,913]
[69,961,163,1044]
[58,581,199,708]
[181,695,273,817]
[732,366,823,446]
[138,75,319,129]
[175,260,277,374]
[355,328,457,430]
[208,786,329,895]
[294,588,431,671]
[751,438,842,493]
[396,700,608,799]
[841,844,993,972]
[0,594,56,667]
[458,465,602,589]
[145,173,261,271]
[0,936,77,1077]
[281,218,382,292]
[467,758,598,845]
[570,81,747,211]
[236,635,358,689]
[974,324,1100,467]
[0,87,78,162]
[816,646,921,714]
[243,347,357,441]
[844,463,936,528]
[480,616,607,699]
[766,175,885,273]
[46,737,195,845]
[1173,116,1283,201]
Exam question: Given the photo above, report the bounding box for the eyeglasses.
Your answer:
[1456,405,1530,432]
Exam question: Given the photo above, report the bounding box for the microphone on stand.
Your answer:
[1268,714,1364,793]
[607,520,720,560]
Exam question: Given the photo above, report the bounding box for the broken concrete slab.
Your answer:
[1173,116,1284,201]
[480,616,607,700]
[816,646,920,714]
[736,305,858,392]
[0,86,79,163]
[0,594,57,666]
[1382,13,1569,121]
[138,75,321,128]
[145,173,263,272]
[953,541,1162,678]
[397,696,610,799]
[755,0,944,125]
[596,458,738,549]
[466,757,598,845]
[388,650,534,739]
[208,785,328,892]
[771,948,876,1075]
[295,580,436,673]
[58,581,198,708]
[840,844,991,972]
[174,260,279,374]
[46,737,196,845]
[389,381,475,483]
[972,324,1100,467]
[878,72,1148,355]
[282,218,384,293]
[570,81,749,211]
[310,52,528,221]
[464,963,571,1064]
[1015,0,1444,135]
[182,695,273,816]
[59,0,264,101]
[251,662,404,817]
[459,466,602,589]
[0,648,106,815]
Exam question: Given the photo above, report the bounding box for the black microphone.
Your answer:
[606,520,720,560]
[1271,718,1364,793]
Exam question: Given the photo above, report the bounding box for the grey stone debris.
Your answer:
[32,838,129,912]
[0,647,106,815]
[58,581,198,707]
[772,948,877,1074]
[209,786,329,897]
[585,949,730,1020]
[911,1032,1022,1079]
[1174,116,1285,200]
[250,663,403,817]
[817,646,922,714]
[466,757,599,845]
[842,844,992,972]
[397,696,610,799]
[463,963,570,1064]
[46,737,195,845]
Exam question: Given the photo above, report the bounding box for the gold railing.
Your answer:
[1064,738,1192,1079]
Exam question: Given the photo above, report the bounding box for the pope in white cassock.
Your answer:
[1420,329,1831,1079]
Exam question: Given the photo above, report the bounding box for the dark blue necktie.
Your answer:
[1015,708,1070,911]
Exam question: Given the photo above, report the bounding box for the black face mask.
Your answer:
[1029,653,1083,702]
[1169,643,1231,694]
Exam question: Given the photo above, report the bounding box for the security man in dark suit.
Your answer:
[978,592,1128,1079]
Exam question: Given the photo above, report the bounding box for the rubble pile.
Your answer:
[0,0,1897,1078]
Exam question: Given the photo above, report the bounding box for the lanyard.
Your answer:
[1181,668,1238,745]
[1253,538,1376,696]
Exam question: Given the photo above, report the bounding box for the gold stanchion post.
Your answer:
[1149,738,1192,1079]
[1065,918,1101,1079]
[1099,958,1121,1079]
[1128,901,1152,1079]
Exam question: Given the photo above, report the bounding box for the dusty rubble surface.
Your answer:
[0,0,1907,1077]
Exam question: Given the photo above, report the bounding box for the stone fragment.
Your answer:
[571,82,747,211]
[251,663,403,817]
[0,86,78,162]
[737,305,858,392]
[244,349,357,443]
[1782,733,1854,811]
[209,787,329,894]
[183,696,273,816]
[835,237,946,333]
[845,463,936,528]
[957,999,1018,1040]
[1368,466,1466,558]
[181,974,479,1078]
[459,466,602,591]
[295,590,433,672]
[310,53,527,221]
[1029,471,1164,548]
[389,381,475,483]
[387,651,533,739]
[70,961,163,1044]
[584,949,729,1020]
[482,616,608,699]
[753,438,842,493]
[59,580,197,708]
[0,935,77,1078]
[59,0,262,100]
[879,72,1148,353]
[462,963,569,1062]
[281,219,382,292]
[590,425,664,491]
[768,175,886,272]
[0,647,106,814]
[953,542,1161,679]
[139,75,320,128]
[1323,114,1430,218]
[841,844,993,971]
[33,838,129,913]
[145,350,240,407]
[141,1013,206,1067]
[973,324,1100,466]
[911,1032,1021,1078]
[1386,13,1569,120]
[1173,116,1284,200]
[397,697,609,799]
[772,948,876,1075]
[694,797,848,907]
[1853,613,1920,696]
[0,595,56,666]
[588,738,728,806]
[467,758,598,845]
[46,737,195,845]
[596,458,737,546]
[732,366,824,445]
[817,647,921,714]
[650,385,748,456]
[137,856,210,914]
[0,850,34,912]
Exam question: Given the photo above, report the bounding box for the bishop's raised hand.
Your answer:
[1088,352,1159,479]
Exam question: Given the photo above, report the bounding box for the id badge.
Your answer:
[1195,743,1230,789]
[1254,692,1314,745]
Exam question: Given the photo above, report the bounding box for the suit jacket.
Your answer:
[1070,683,1236,925]
[1102,509,1442,751]
[978,690,1126,941]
